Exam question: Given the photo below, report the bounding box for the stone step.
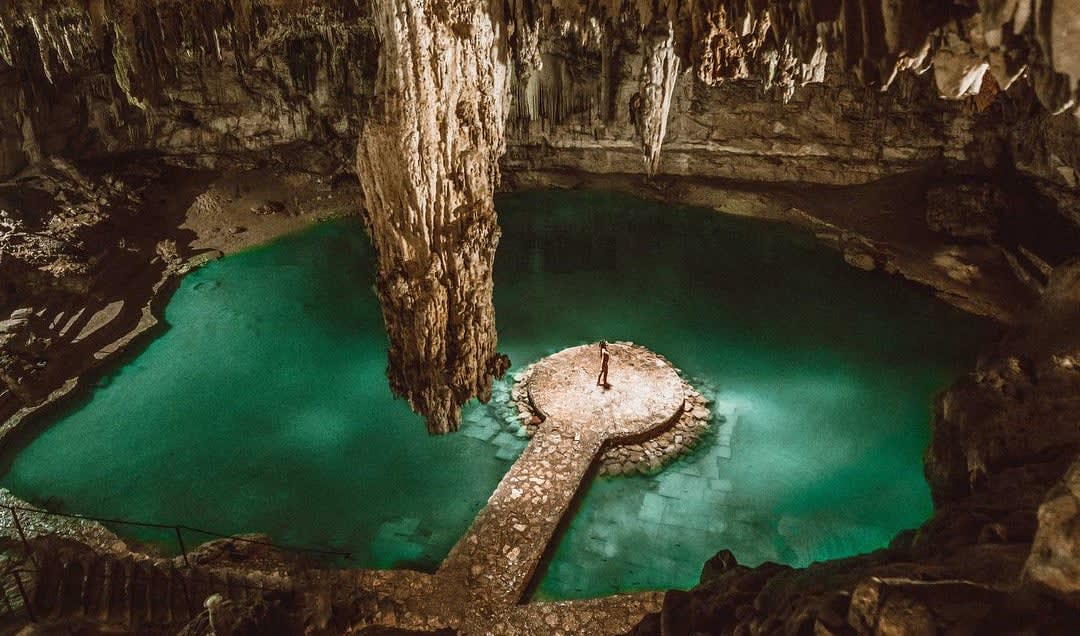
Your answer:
[22,545,293,631]
[147,564,175,627]
[106,558,127,623]
[130,562,153,626]
[31,555,62,619]
[86,558,111,622]
[57,559,85,617]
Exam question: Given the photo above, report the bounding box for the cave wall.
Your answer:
[2,2,1079,193]
[0,0,376,179]
[502,2,1080,209]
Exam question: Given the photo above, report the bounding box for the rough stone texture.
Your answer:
[433,343,685,617]
[510,343,716,476]
[354,0,512,433]
[0,0,375,181]
[1025,457,1080,606]
[926,182,1006,240]
[502,2,1080,195]
[925,259,1080,507]
[525,343,685,438]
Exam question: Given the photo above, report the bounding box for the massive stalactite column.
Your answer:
[638,17,680,178]
[356,0,511,433]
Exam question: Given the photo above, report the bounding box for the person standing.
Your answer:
[597,340,610,387]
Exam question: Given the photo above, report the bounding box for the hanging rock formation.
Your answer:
[355,0,512,433]
[636,17,681,177]
[501,0,1080,175]
[0,0,375,180]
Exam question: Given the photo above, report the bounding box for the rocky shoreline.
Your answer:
[0,154,362,450]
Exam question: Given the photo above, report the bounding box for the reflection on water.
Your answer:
[0,190,995,600]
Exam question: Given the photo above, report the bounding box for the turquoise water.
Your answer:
[0,190,994,599]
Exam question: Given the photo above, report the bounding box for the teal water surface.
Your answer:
[0,190,994,600]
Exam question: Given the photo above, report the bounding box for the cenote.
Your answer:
[0,190,995,600]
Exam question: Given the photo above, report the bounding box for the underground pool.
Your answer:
[0,189,997,600]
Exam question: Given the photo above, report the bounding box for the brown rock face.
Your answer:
[926,183,1006,240]
[500,1,1080,186]
[355,0,512,433]
[926,259,1080,506]
[1025,458,1080,605]
[0,0,376,181]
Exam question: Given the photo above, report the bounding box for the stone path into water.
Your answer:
[346,343,701,634]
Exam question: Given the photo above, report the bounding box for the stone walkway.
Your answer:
[430,344,685,617]
[343,343,693,633]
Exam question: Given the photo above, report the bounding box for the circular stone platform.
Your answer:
[511,342,715,475]
[526,342,686,440]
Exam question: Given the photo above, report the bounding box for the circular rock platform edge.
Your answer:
[510,342,715,476]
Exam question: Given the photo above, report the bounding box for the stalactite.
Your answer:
[356,0,512,433]
[599,23,616,121]
[638,17,680,178]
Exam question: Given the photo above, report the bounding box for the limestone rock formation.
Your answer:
[636,18,681,177]
[926,182,1007,239]
[926,259,1080,506]
[0,0,376,181]
[355,0,512,433]
[1025,457,1080,605]
[499,1,1080,183]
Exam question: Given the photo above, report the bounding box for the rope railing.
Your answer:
[1,504,353,561]
[0,501,345,626]
[0,500,357,626]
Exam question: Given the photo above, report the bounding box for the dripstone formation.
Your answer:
[356,0,512,433]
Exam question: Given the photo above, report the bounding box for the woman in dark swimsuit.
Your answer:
[597,340,610,387]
